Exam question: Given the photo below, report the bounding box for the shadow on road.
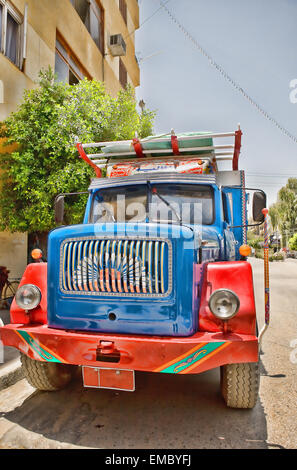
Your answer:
[3,367,268,449]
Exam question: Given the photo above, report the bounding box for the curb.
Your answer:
[0,310,23,391]
[0,358,24,391]
[0,419,91,449]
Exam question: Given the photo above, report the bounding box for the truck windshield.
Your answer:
[90,183,214,225]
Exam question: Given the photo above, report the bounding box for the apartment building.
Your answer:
[0,0,140,278]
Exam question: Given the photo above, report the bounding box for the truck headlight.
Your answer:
[15,284,41,310]
[208,289,240,320]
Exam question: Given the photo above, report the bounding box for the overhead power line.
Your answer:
[247,173,297,178]
[124,0,173,43]
[246,183,290,187]
[159,1,297,145]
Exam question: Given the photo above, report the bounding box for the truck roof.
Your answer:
[88,171,243,191]
[89,172,217,190]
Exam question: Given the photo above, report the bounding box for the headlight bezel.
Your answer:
[15,284,41,311]
[208,288,240,320]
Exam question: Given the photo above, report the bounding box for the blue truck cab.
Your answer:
[48,171,246,337]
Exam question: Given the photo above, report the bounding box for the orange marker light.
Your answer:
[31,248,43,260]
[239,244,251,257]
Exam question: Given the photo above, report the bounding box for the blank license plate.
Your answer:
[82,367,135,392]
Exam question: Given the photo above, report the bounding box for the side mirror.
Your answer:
[252,191,267,223]
[54,195,65,225]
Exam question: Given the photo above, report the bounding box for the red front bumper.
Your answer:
[0,323,258,375]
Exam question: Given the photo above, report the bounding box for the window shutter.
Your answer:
[119,58,127,88]
[119,0,127,25]
[20,3,28,69]
[1,3,7,55]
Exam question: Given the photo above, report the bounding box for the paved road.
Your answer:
[0,258,296,449]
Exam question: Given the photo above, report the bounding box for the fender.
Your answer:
[10,263,47,325]
[199,261,256,335]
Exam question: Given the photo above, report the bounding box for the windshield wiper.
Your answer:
[147,181,181,224]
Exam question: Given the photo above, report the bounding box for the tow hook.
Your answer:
[99,341,115,354]
[96,341,121,363]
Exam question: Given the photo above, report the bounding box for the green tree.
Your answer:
[0,69,156,233]
[269,203,279,232]
[289,233,297,251]
[268,178,297,246]
[278,185,297,229]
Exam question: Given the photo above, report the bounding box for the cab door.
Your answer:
[222,191,236,260]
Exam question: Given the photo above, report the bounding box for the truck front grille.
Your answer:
[60,237,172,297]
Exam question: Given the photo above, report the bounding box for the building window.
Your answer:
[70,0,104,54]
[0,0,22,67]
[119,0,127,25]
[55,36,90,85]
[119,58,127,89]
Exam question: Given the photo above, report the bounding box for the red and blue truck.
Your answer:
[0,127,270,408]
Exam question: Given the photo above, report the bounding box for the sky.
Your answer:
[135,0,297,206]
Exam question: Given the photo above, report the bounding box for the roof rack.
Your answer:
[76,125,242,178]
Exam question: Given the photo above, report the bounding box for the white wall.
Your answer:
[0,232,27,279]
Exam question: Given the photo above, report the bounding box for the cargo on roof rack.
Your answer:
[75,126,242,178]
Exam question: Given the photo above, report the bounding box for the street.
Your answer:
[0,258,296,449]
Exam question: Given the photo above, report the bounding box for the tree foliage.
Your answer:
[289,233,297,251]
[269,178,297,244]
[268,203,279,232]
[0,69,155,232]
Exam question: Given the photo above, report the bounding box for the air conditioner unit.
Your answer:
[109,34,127,57]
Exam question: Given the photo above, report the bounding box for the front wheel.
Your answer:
[220,362,260,409]
[21,354,75,391]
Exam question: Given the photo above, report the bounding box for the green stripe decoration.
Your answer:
[17,330,62,363]
[160,342,225,374]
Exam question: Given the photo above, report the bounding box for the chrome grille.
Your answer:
[60,237,171,297]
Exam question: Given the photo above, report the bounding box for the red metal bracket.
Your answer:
[233,128,242,171]
[132,138,144,157]
[76,142,102,178]
[171,134,180,155]
[99,341,115,355]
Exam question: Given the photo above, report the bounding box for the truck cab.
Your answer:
[0,128,268,408]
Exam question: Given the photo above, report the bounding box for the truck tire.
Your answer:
[220,362,259,409]
[21,354,75,391]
